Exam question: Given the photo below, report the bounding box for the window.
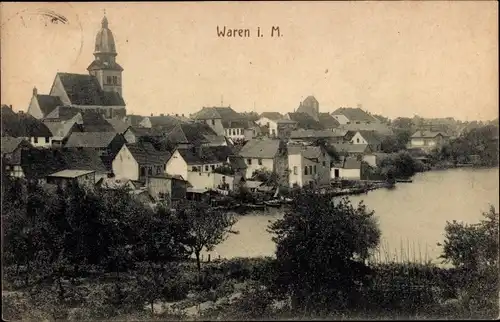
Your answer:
[314,165,317,174]
[107,76,112,84]
[322,161,326,166]
[356,138,360,143]
[304,166,308,175]
[211,119,215,126]
[247,158,252,165]
[192,166,198,171]
[211,165,215,171]
[33,137,38,143]
[45,137,50,143]
[156,166,161,174]
[356,121,361,124]
[148,168,153,175]
[258,158,263,165]
[205,165,209,171]
[293,166,297,175]
[164,164,166,170]
[140,167,146,176]
[309,166,313,174]
[112,76,118,85]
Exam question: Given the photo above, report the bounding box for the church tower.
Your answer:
[87,15,124,96]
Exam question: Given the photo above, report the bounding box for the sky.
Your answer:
[1,1,498,121]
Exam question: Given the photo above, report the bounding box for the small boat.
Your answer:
[396,179,413,183]
[242,203,266,210]
[264,200,282,208]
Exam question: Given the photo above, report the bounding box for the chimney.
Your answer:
[150,113,153,117]
[160,113,164,116]
[182,114,185,117]
[175,114,179,117]
[32,87,38,96]
[9,105,13,110]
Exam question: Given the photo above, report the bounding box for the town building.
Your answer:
[318,113,340,130]
[1,105,54,148]
[296,96,320,121]
[331,106,380,125]
[27,15,126,119]
[331,157,363,180]
[146,174,189,207]
[64,132,126,156]
[287,145,334,188]
[123,126,165,144]
[345,130,384,152]
[237,139,288,179]
[409,130,451,152]
[256,113,297,138]
[191,106,254,141]
[45,169,96,189]
[285,112,324,130]
[112,142,171,181]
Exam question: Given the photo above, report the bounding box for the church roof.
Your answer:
[87,59,124,72]
[56,73,125,107]
[35,94,63,116]
[94,15,116,55]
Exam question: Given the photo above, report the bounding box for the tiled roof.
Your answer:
[65,132,118,148]
[56,73,125,106]
[332,107,379,123]
[107,118,130,134]
[44,106,80,120]
[222,119,250,129]
[411,130,450,138]
[1,137,31,154]
[192,106,242,120]
[287,145,323,159]
[123,115,145,126]
[339,122,394,135]
[287,112,324,130]
[1,106,52,137]
[148,115,186,129]
[319,113,340,128]
[35,95,63,116]
[20,147,108,179]
[166,123,216,145]
[125,142,171,165]
[127,126,165,138]
[177,146,225,165]
[332,143,372,154]
[43,120,80,138]
[238,139,280,158]
[290,129,346,139]
[260,112,283,121]
[87,59,124,72]
[357,130,384,145]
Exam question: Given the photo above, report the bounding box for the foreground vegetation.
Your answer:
[2,177,498,320]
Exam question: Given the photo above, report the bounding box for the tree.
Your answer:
[268,189,381,313]
[251,169,279,185]
[176,200,238,280]
[438,206,499,317]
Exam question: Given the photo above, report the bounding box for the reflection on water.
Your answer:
[203,168,499,264]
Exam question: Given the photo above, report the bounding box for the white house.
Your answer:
[238,139,284,179]
[409,130,450,151]
[331,157,363,180]
[112,142,171,181]
[287,145,333,188]
[165,146,231,191]
[346,130,384,152]
[331,106,380,125]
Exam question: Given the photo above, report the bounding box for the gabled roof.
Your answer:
[411,130,450,138]
[20,147,108,179]
[125,142,171,165]
[287,145,323,160]
[44,106,80,120]
[176,146,227,165]
[339,122,394,135]
[55,73,125,106]
[1,137,31,154]
[290,129,346,139]
[43,120,81,138]
[259,112,283,121]
[332,107,379,123]
[238,139,281,158]
[319,113,340,128]
[166,123,216,145]
[35,95,63,116]
[332,143,372,154]
[1,107,53,137]
[65,132,119,148]
[222,119,250,129]
[107,118,130,134]
[148,115,186,129]
[345,130,384,145]
[191,106,242,120]
[287,112,324,130]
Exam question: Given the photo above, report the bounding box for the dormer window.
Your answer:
[112,76,118,85]
[106,76,112,84]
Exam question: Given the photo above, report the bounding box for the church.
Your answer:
[27,15,126,120]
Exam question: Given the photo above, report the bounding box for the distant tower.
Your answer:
[87,14,124,96]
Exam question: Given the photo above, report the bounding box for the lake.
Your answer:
[203,167,499,265]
